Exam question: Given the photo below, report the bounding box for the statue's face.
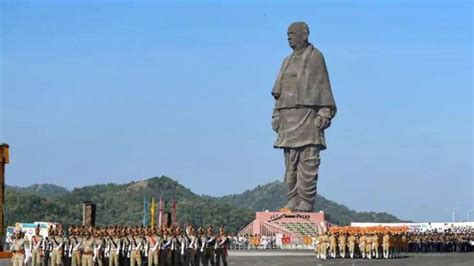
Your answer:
[287,23,307,50]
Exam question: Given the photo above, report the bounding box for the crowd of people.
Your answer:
[8,223,474,265]
[9,225,229,266]
[312,226,474,260]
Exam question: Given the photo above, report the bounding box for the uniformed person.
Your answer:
[358,233,366,259]
[31,226,44,266]
[184,225,197,266]
[10,229,28,266]
[329,232,337,258]
[215,227,228,266]
[173,226,184,266]
[82,230,95,266]
[383,232,391,259]
[159,227,171,266]
[69,227,83,266]
[130,228,144,266]
[94,229,106,266]
[348,233,356,259]
[146,228,161,266]
[365,233,372,259]
[108,228,122,266]
[372,233,380,259]
[319,232,329,260]
[51,228,65,266]
[338,232,347,258]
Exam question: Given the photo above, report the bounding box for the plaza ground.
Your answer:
[0,251,472,266]
[227,250,474,265]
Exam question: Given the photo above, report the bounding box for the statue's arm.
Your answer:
[272,103,280,133]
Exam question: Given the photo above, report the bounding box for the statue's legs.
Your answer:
[283,145,320,211]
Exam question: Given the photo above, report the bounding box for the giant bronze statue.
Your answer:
[272,22,336,212]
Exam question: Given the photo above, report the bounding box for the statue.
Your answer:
[272,22,336,212]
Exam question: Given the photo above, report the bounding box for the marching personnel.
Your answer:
[319,232,329,260]
[358,233,366,259]
[338,233,347,258]
[199,228,208,266]
[160,227,172,266]
[43,227,54,266]
[365,233,372,259]
[107,228,122,266]
[31,226,44,266]
[173,227,183,266]
[94,230,105,266]
[372,233,380,259]
[203,227,216,266]
[69,227,83,266]
[329,232,337,258]
[81,230,95,266]
[195,228,204,266]
[383,232,391,259]
[130,228,144,266]
[121,228,131,266]
[347,233,356,259]
[215,227,229,266]
[313,233,320,259]
[51,228,66,266]
[10,229,29,266]
[184,225,197,266]
[146,228,161,266]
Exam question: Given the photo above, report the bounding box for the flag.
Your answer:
[143,196,148,227]
[150,197,156,227]
[171,200,177,226]
[158,198,163,229]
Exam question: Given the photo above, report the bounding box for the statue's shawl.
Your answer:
[272,44,337,113]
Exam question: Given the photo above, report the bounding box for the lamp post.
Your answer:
[467,209,474,222]
[0,143,10,252]
[452,207,463,223]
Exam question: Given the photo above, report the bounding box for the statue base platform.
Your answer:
[239,210,328,238]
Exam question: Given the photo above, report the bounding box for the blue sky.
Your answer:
[0,0,472,222]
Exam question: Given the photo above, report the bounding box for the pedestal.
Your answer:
[239,210,329,244]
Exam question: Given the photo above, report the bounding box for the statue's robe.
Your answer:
[272,44,336,209]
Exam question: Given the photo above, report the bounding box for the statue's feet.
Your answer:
[295,201,314,212]
[283,197,300,211]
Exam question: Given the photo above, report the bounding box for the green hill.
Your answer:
[5,176,402,232]
[6,176,253,232]
[216,181,402,225]
[7,184,69,198]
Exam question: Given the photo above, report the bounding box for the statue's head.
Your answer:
[287,22,309,50]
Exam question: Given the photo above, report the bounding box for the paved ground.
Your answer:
[1,252,473,266]
[227,250,474,266]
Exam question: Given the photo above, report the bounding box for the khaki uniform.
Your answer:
[31,235,43,266]
[338,235,347,258]
[372,235,380,259]
[348,235,356,259]
[11,238,27,266]
[82,237,95,266]
[319,235,329,260]
[383,234,390,259]
[94,237,105,266]
[51,236,65,266]
[69,236,83,266]
[108,237,122,266]
[146,235,160,266]
[358,235,366,258]
[130,236,144,266]
[365,235,372,259]
[329,235,337,258]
